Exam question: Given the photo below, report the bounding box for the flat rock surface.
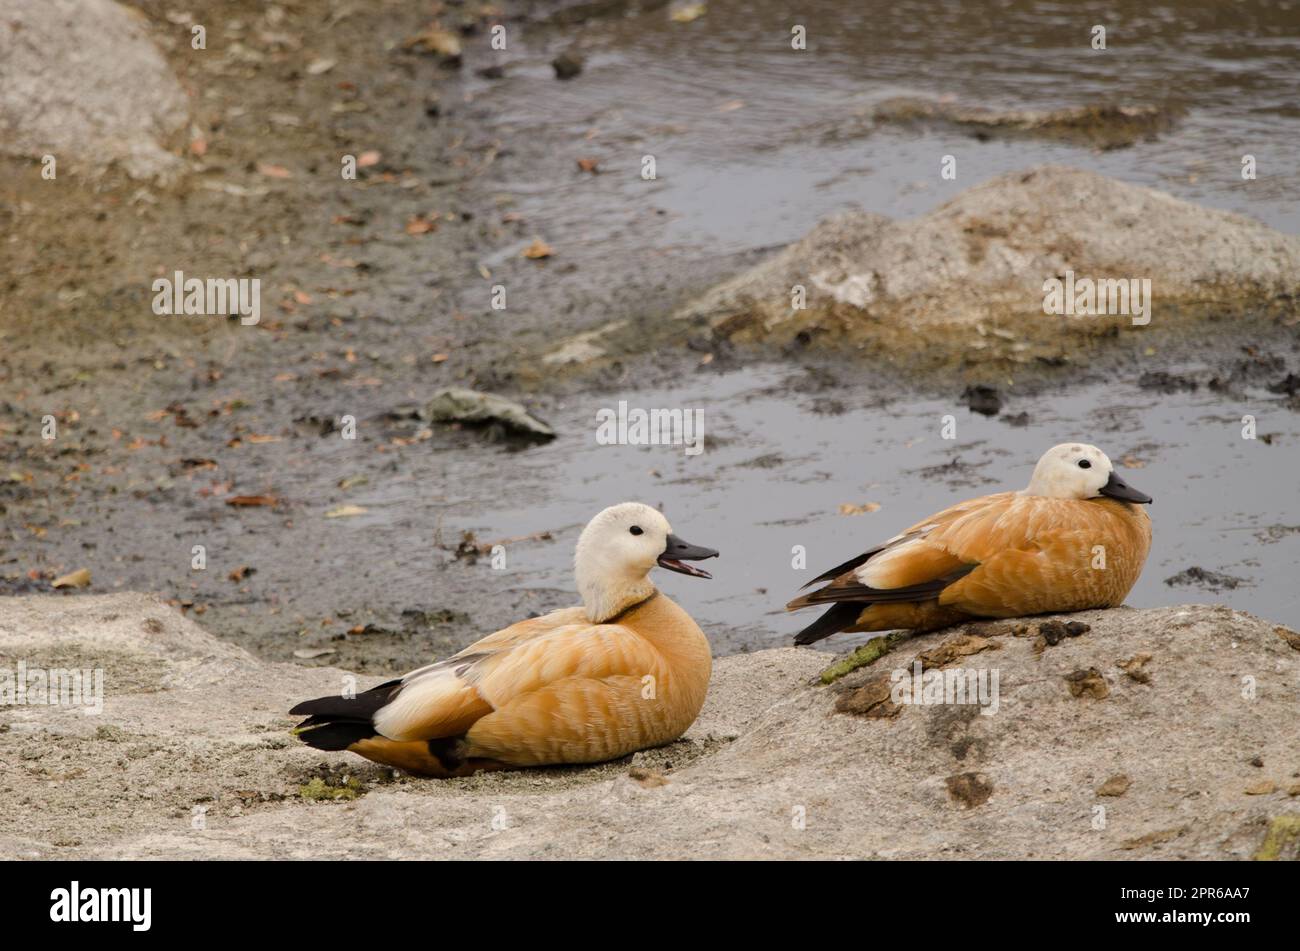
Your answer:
[1,593,1297,859]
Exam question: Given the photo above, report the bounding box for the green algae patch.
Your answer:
[300,776,364,802]
[819,633,908,685]
[1254,815,1300,861]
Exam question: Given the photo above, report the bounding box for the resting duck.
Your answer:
[788,443,1152,644]
[291,503,718,776]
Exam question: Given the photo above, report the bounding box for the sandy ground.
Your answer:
[1,592,1297,859]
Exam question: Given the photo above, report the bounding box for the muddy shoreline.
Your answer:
[3,0,1299,674]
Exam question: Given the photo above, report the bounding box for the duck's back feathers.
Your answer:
[372,615,666,742]
[790,492,1151,643]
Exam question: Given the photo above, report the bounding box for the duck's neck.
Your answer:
[577,568,657,624]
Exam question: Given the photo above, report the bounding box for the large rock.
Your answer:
[0,0,189,179]
[1,593,1297,859]
[666,166,1300,369]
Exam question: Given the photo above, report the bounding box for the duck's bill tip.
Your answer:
[657,556,714,579]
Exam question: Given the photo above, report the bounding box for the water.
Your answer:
[465,0,1300,256]
[359,364,1300,651]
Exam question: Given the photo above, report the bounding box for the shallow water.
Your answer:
[356,364,1300,651]
[398,0,1300,652]
[469,0,1300,254]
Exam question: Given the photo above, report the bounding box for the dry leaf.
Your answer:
[325,505,368,518]
[522,238,553,259]
[404,24,462,58]
[406,214,438,235]
[52,568,92,589]
[576,157,599,173]
[226,495,278,507]
[839,502,881,515]
[670,2,706,22]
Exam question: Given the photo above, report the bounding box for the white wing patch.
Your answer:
[373,666,469,741]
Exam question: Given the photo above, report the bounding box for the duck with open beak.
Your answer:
[290,503,720,777]
[658,533,719,578]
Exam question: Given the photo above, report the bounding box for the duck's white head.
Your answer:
[574,502,718,623]
[1023,442,1152,504]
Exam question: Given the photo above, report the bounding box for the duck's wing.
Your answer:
[788,493,1145,642]
[935,497,1151,617]
[290,607,586,747]
[371,616,664,742]
[395,606,588,684]
[788,493,1015,611]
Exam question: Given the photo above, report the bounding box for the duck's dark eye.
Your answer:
[1078,460,1092,469]
[629,526,643,536]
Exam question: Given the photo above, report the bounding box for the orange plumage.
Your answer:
[789,443,1153,644]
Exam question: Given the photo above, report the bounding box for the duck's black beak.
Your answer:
[1098,470,1153,504]
[657,533,719,579]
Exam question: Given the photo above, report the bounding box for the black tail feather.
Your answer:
[288,679,401,719]
[289,679,403,751]
[794,602,861,646]
[293,720,378,751]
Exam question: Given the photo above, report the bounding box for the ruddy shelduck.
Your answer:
[290,503,718,776]
[788,443,1152,644]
